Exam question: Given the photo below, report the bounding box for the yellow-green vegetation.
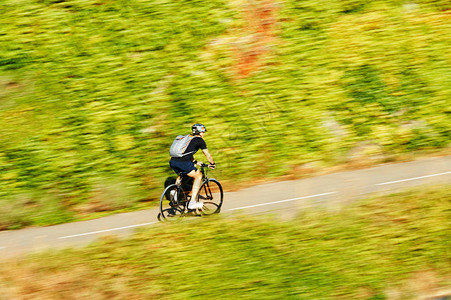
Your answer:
[1,185,450,299]
[1,0,450,228]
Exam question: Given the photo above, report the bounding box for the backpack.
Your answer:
[169,135,195,158]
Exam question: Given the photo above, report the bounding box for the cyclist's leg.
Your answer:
[170,159,200,208]
[186,169,202,207]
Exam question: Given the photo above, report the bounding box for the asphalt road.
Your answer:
[1,155,450,259]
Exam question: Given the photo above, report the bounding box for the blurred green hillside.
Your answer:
[1,0,450,228]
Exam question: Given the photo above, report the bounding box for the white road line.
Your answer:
[227,192,337,211]
[58,222,156,239]
[59,193,336,239]
[375,171,451,186]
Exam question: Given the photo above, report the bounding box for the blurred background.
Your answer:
[0,0,450,230]
[1,0,451,299]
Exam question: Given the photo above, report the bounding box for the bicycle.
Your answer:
[158,163,223,222]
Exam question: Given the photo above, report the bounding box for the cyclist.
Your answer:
[169,124,215,210]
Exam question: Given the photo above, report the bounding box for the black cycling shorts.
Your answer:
[169,159,197,175]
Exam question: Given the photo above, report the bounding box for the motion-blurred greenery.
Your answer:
[1,185,450,299]
[1,0,450,228]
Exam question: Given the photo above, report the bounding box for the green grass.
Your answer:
[0,0,450,228]
[1,184,450,299]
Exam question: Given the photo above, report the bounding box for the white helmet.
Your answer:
[192,123,207,135]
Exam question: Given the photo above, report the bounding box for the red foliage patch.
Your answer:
[233,0,279,79]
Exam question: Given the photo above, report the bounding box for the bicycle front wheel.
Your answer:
[198,179,223,215]
[158,184,187,221]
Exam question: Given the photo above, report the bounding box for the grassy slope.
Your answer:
[0,0,450,228]
[0,185,450,299]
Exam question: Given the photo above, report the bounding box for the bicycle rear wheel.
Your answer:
[198,179,223,215]
[158,184,187,221]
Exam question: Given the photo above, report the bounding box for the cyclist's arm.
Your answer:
[202,149,215,165]
[191,157,202,166]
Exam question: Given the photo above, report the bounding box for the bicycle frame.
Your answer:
[176,163,211,190]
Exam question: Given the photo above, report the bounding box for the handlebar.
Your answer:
[199,163,216,169]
